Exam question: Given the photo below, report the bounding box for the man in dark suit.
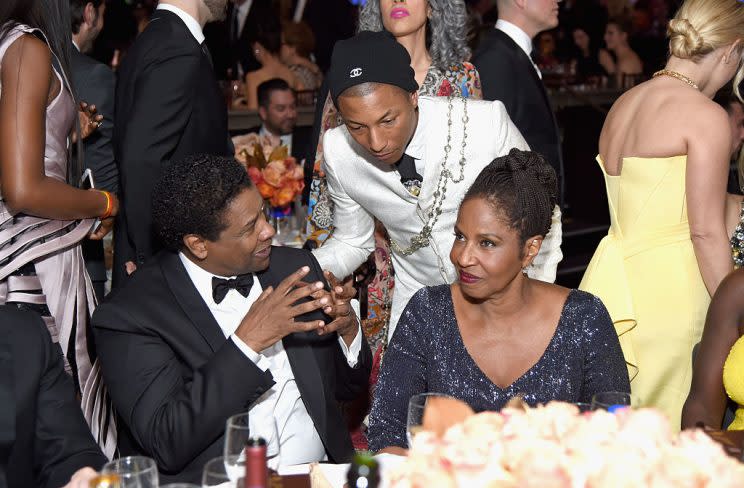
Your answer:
[93,154,371,483]
[113,0,232,287]
[472,0,565,202]
[203,0,280,80]
[243,78,313,189]
[0,307,107,488]
[70,0,118,300]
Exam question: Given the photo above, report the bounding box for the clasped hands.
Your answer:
[235,266,358,352]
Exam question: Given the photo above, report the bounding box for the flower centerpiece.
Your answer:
[387,400,744,488]
[232,133,305,216]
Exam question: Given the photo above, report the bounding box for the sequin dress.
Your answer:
[367,285,630,451]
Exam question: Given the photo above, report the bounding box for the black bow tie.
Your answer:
[211,274,253,304]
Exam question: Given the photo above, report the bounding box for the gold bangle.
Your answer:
[99,190,113,219]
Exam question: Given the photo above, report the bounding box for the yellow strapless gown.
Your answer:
[580,156,709,430]
[724,336,744,430]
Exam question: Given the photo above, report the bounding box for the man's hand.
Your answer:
[313,271,359,346]
[235,266,329,352]
[63,467,98,488]
[125,261,137,275]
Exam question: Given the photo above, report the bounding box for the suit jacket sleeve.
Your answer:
[83,63,118,194]
[92,304,276,474]
[306,253,371,401]
[30,318,107,488]
[472,45,520,113]
[118,51,200,263]
[488,100,562,282]
[311,131,376,279]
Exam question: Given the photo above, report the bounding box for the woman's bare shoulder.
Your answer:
[2,33,51,69]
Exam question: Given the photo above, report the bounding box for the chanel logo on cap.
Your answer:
[350,67,363,78]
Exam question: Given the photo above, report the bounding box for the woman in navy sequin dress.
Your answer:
[368,150,629,453]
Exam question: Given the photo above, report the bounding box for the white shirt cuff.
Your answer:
[231,335,271,371]
[337,321,363,368]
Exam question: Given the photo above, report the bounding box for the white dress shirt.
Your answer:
[496,19,541,79]
[156,3,205,44]
[260,125,293,155]
[236,0,253,36]
[314,97,563,339]
[178,253,362,466]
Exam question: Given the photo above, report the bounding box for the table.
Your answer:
[547,86,623,112]
[229,107,316,132]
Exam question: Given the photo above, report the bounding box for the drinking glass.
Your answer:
[591,391,633,412]
[224,413,280,478]
[573,402,593,413]
[406,392,454,447]
[202,456,243,487]
[101,456,158,488]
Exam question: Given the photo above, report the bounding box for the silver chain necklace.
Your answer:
[390,96,469,256]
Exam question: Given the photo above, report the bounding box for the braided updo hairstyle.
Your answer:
[463,149,557,246]
[667,0,744,99]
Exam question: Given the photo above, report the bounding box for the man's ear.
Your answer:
[83,2,97,27]
[183,234,209,260]
[258,105,268,121]
[410,90,419,109]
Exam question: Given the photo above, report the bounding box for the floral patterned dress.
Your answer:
[304,62,481,356]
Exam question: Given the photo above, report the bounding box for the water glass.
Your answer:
[101,456,158,488]
[406,392,454,447]
[224,413,280,476]
[573,402,593,413]
[202,456,243,487]
[591,391,633,412]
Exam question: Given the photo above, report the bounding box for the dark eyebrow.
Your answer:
[345,109,396,127]
[376,109,394,122]
[242,213,259,230]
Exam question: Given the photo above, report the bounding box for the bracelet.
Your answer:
[99,190,113,219]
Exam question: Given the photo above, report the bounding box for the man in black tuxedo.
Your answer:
[113,0,232,287]
[203,0,280,80]
[70,0,118,300]
[0,307,107,488]
[93,154,371,483]
[472,0,565,202]
[243,78,313,189]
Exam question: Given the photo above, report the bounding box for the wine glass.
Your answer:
[591,391,633,412]
[224,412,280,478]
[406,392,453,447]
[101,456,158,488]
[573,402,593,413]
[202,456,243,487]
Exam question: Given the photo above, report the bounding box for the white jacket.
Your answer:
[313,96,563,337]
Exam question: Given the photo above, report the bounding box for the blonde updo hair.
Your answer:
[668,0,744,98]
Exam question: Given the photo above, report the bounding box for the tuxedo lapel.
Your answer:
[256,260,328,439]
[0,332,15,470]
[159,252,226,352]
[493,30,554,115]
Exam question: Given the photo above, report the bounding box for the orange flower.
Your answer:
[247,166,264,185]
[256,181,275,200]
[263,160,285,187]
[271,186,296,207]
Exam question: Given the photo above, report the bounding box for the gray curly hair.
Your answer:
[357,0,471,71]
